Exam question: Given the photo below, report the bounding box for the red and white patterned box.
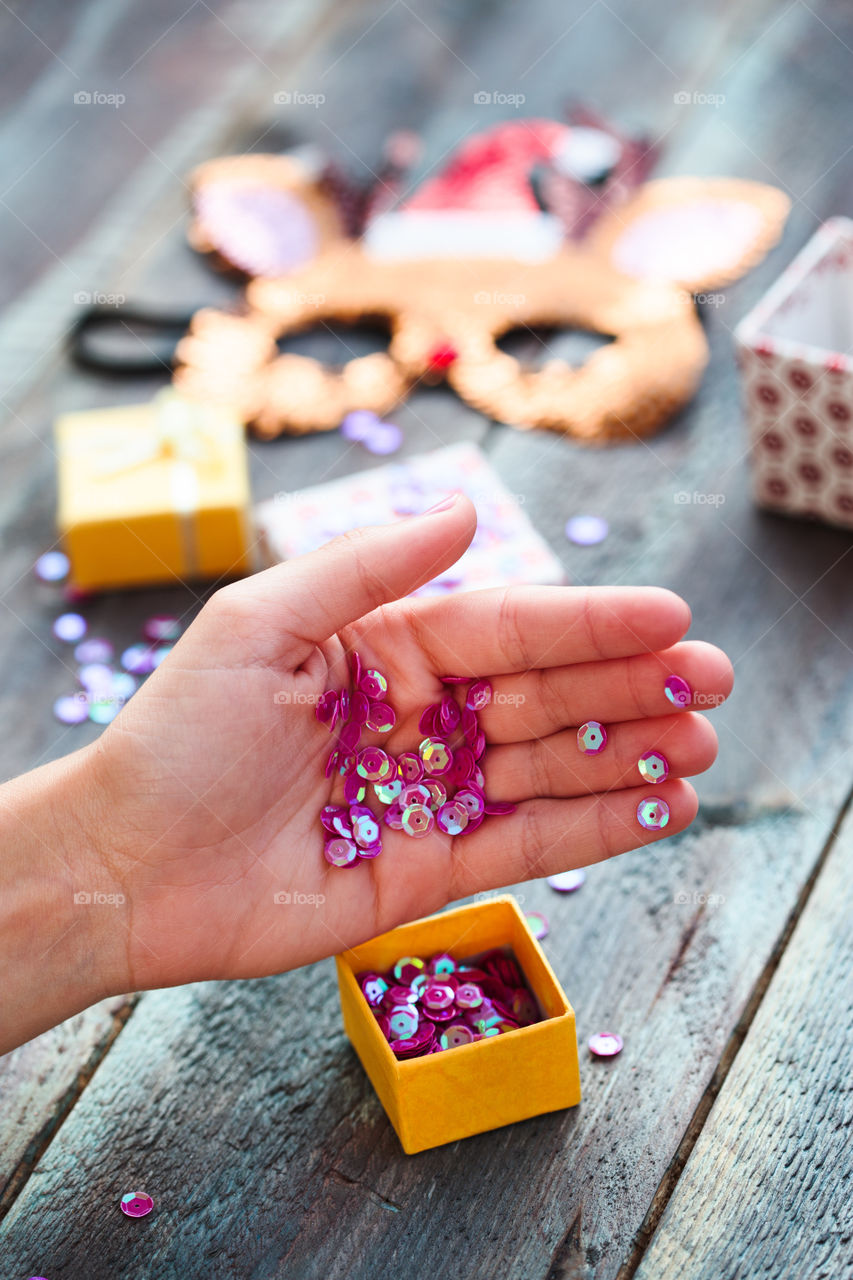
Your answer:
[735,217,853,528]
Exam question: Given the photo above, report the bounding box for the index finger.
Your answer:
[406,585,692,676]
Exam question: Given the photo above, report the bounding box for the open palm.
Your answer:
[92,495,731,994]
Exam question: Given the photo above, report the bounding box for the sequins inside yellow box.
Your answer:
[335,895,581,1154]
[56,391,253,591]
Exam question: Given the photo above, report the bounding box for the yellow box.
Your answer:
[335,895,581,1154]
[56,391,253,591]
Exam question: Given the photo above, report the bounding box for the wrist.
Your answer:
[0,744,131,1052]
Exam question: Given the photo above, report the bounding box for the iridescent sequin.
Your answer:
[88,698,120,725]
[53,693,89,725]
[437,800,469,835]
[547,868,586,893]
[53,613,87,643]
[360,669,388,698]
[325,836,358,867]
[401,803,434,838]
[121,645,158,676]
[397,752,424,783]
[356,747,393,782]
[525,911,549,940]
[577,720,607,755]
[362,947,542,1060]
[365,701,395,732]
[455,982,484,1010]
[361,974,388,1006]
[388,1005,420,1038]
[466,680,492,712]
[440,1024,476,1049]
[393,956,426,983]
[142,615,182,643]
[664,674,692,708]
[588,1031,623,1058]
[423,780,447,811]
[120,1191,154,1218]
[565,515,609,546]
[34,550,70,582]
[454,788,485,819]
[638,750,669,783]
[74,637,114,664]
[374,776,403,804]
[637,797,670,831]
[420,737,452,776]
[422,982,456,1011]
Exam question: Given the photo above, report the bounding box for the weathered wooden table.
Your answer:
[1,2,852,1276]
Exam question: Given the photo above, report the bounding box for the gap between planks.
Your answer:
[0,995,140,1225]
[601,781,853,1280]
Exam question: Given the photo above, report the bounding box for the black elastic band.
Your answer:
[68,304,198,374]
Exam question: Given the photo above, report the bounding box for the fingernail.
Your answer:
[421,492,459,515]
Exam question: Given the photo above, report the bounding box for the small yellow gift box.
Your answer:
[335,895,581,1154]
[56,391,253,591]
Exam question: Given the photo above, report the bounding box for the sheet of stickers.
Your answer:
[256,442,566,595]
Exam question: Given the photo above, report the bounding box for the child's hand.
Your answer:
[85,493,731,996]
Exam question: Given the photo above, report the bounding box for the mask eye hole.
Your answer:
[276,316,391,368]
[496,324,614,370]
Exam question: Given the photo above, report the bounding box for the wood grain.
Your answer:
[0,996,133,1215]
[0,0,852,1276]
[632,801,853,1280]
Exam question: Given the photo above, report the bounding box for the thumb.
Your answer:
[202,492,477,667]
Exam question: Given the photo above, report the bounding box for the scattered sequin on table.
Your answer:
[41,582,185,726]
[53,613,87,643]
[525,911,549,940]
[588,1031,623,1058]
[565,515,609,546]
[359,948,543,1060]
[547,868,586,893]
[119,1190,154,1218]
[340,409,402,455]
[34,550,70,583]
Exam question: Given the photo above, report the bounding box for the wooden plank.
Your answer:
[631,802,853,1280]
[1,0,853,1275]
[0,997,134,1217]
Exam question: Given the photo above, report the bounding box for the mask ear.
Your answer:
[585,177,790,292]
[187,153,346,278]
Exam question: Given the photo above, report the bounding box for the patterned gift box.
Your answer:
[735,217,853,529]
